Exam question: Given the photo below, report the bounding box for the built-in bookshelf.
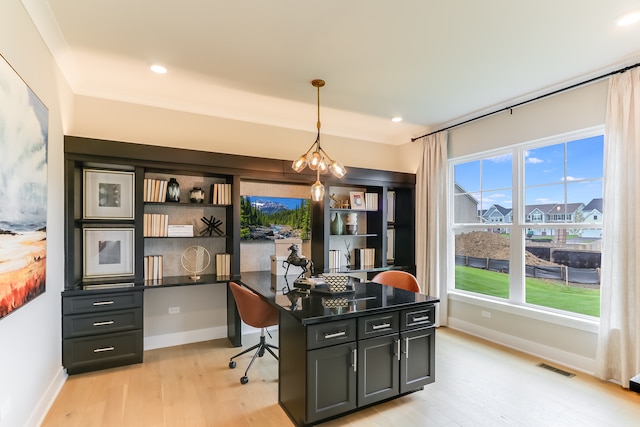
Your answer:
[142,172,233,283]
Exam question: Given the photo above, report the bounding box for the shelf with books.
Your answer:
[316,185,385,273]
[142,171,234,284]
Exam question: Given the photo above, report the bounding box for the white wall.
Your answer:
[69,95,412,173]
[445,80,608,374]
[0,1,71,426]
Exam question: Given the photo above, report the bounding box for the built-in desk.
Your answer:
[238,272,439,427]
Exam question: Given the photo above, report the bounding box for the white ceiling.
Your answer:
[23,0,640,145]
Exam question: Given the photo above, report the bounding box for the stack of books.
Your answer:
[328,249,341,271]
[143,178,168,202]
[216,253,231,277]
[364,193,378,210]
[143,213,169,237]
[211,183,232,204]
[167,224,194,237]
[354,248,376,269]
[144,255,163,284]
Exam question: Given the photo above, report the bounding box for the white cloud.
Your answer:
[487,154,512,163]
[524,151,543,164]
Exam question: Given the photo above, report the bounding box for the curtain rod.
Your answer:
[411,61,640,142]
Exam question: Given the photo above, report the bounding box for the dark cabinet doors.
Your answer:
[357,334,400,406]
[400,327,435,394]
[306,342,357,423]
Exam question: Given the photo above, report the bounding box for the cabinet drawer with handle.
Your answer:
[63,290,142,315]
[63,308,142,339]
[307,319,356,350]
[63,330,143,374]
[401,305,435,330]
[358,311,399,339]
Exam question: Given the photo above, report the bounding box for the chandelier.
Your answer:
[292,79,346,201]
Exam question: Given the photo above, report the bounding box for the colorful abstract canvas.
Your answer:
[0,55,48,319]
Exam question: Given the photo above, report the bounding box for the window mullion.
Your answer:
[510,147,525,304]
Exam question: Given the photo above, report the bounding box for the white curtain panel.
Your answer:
[415,131,448,325]
[596,67,640,388]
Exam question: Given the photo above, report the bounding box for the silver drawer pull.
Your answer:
[93,301,114,306]
[93,346,115,353]
[405,337,410,359]
[372,323,391,330]
[93,321,114,326]
[324,331,346,339]
[412,316,430,322]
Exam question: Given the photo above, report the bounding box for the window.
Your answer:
[451,129,603,318]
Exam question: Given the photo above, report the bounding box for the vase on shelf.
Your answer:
[189,187,205,203]
[345,212,358,235]
[166,178,180,202]
[331,212,344,235]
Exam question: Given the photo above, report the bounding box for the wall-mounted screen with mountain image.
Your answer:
[240,195,311,240]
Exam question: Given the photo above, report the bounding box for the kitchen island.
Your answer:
[238,271,439,426]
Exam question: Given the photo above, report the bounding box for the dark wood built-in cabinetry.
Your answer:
[62,136,416,374]
[62,288,143,374]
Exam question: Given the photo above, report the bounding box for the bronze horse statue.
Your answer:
[282,244,313,278]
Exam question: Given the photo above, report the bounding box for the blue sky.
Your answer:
[454,135,604,210]
[242,195,307,210]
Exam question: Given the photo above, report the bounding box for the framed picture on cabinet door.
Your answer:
[83,169,135,219]
[83,228,135,279]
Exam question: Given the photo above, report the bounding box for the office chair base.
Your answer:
[229,330,278,385]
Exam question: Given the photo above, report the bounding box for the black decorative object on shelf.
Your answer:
[166,178,180,202]
[200,216,224,236]
[190,187,205,203]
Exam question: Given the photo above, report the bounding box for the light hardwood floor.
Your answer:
[42,327,640,427]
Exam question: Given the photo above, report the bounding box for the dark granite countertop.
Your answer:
[238,271,439,325]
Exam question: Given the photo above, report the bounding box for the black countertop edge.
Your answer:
[62,274,238,295]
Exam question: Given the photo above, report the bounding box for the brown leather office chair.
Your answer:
[371,270,420,293]
[228,281,279,384]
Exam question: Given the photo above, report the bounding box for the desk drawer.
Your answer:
[63,330,143,374]
[307,319,356,350]
[358,311,399,340]
[63,308,142,339]
[63,290,142,315]
[401,305,435,330]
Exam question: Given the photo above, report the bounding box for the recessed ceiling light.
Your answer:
[391,117,403,123]
[150,65,167,74]
[617,11,640,26]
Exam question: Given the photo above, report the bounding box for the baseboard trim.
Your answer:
[447,318,596,375]
[144,326,228,350]
[28,366,67,427]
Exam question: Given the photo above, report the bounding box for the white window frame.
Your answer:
[447,126,603,331]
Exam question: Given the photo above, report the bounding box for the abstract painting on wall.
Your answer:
[0,54,48,319]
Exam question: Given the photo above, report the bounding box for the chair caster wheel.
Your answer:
[241,376,249,385]
[229,361,236,369]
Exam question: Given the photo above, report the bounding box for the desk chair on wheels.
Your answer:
[371,270,421,293]
[228,281,279,384]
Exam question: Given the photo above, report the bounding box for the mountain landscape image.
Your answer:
[240,196,311,240]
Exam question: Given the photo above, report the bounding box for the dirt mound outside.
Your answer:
[455,231,558,266]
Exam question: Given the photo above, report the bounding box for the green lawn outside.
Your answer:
[455,265,600,317]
